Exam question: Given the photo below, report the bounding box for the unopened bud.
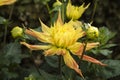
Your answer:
[11,26,23,38]
[86,26,99,39]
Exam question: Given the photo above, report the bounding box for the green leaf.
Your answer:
[4,42,22,64]
[40,69,59,80]
[1,68,18,79]
[0,16,6,24]
[99,49,112,56]
[97,60,120,79]
[98,27,116,45]
[102,44,117,48]
[45,56,58,68]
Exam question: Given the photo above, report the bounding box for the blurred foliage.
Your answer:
[0,0,120,80]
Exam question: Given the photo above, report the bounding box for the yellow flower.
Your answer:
[66,0,90,20]
[21,12,106,78]
[11,26,23,38]
[0,0,16,6]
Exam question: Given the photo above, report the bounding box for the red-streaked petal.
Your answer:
[69,42,84,56]
[86,42,99,51]
[63,51,84,78]
[44,46,58,56]
[82,55,107,66]
[55,10,63,26]
[39,19,50,34]
[20,42,51,50]
[0,0,16,6]
[25,29,51,43]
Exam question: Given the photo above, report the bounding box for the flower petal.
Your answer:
[86,42,99,51]
[44,47,67,56]
[68,42,84,55]
[39,19,50,34]
[25,29,52,43]
[55,10,63,26]
[82,55,107,66]
[20,42,51,50]
[63,51,84,78]
[44,46,58,56]
[0,0,16,6]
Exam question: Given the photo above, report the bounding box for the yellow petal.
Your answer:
[44,47,66,56]
[44,46,58,56]
[63,51,84,78]
[39,19,50,34]
[55,10,63,26]
[82,55,107,66]
[20,42,51,50]
[86,42,99,51]
[68,42,84,56]
[25,29,52,43]
[0,0,16,6]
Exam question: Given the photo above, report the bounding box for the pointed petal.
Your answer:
[25,29,51,43]
[56,10,63,26]
[0,0,16,6]
[44,47,67,56]
[39,18,50,34]
[44,46,58,56]
[63,51,84,78]
[20,42,51,50]
[82,55,107,66]
[68,42,84,56]
[86,42,99,51]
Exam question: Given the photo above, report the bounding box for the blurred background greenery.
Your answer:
[0,0,120,80]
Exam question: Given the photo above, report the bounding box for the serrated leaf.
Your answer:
[45,56,58,68]
[99,49,112,56]
[102,44,117,48]
[99,27,116,45]
[0,16,6,24]
[97,60,120,79]
[40,69,59,80]
[4,42,22,63]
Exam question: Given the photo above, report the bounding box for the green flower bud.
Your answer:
[11,26,23,38]
[86,26,99,39]
[53,0,62,7]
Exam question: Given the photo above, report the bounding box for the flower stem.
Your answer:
[30,51,41,76]
[3,4,14,45]
[58,55,62,80]
[80,42,87,61]
[90,0,97,23]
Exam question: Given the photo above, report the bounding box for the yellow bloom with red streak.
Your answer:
[0,0,16,6]
[66,0,90,20]
[20,12,106,78]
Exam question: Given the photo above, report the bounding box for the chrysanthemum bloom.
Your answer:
[66,0,90,20]
[20,12,106,78]
[0,0,16,6]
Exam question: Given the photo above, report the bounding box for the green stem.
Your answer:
[30,51,41,76]
[90,0,97,23]
[80,42,87,62]
[3,5,14,45]
[46,3,52,23]
[61,0,65,22]
[3,24,8,45]
[58,55,62,80]
[9,4,14,20]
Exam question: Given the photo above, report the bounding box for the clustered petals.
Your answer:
[66,0,90,20]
